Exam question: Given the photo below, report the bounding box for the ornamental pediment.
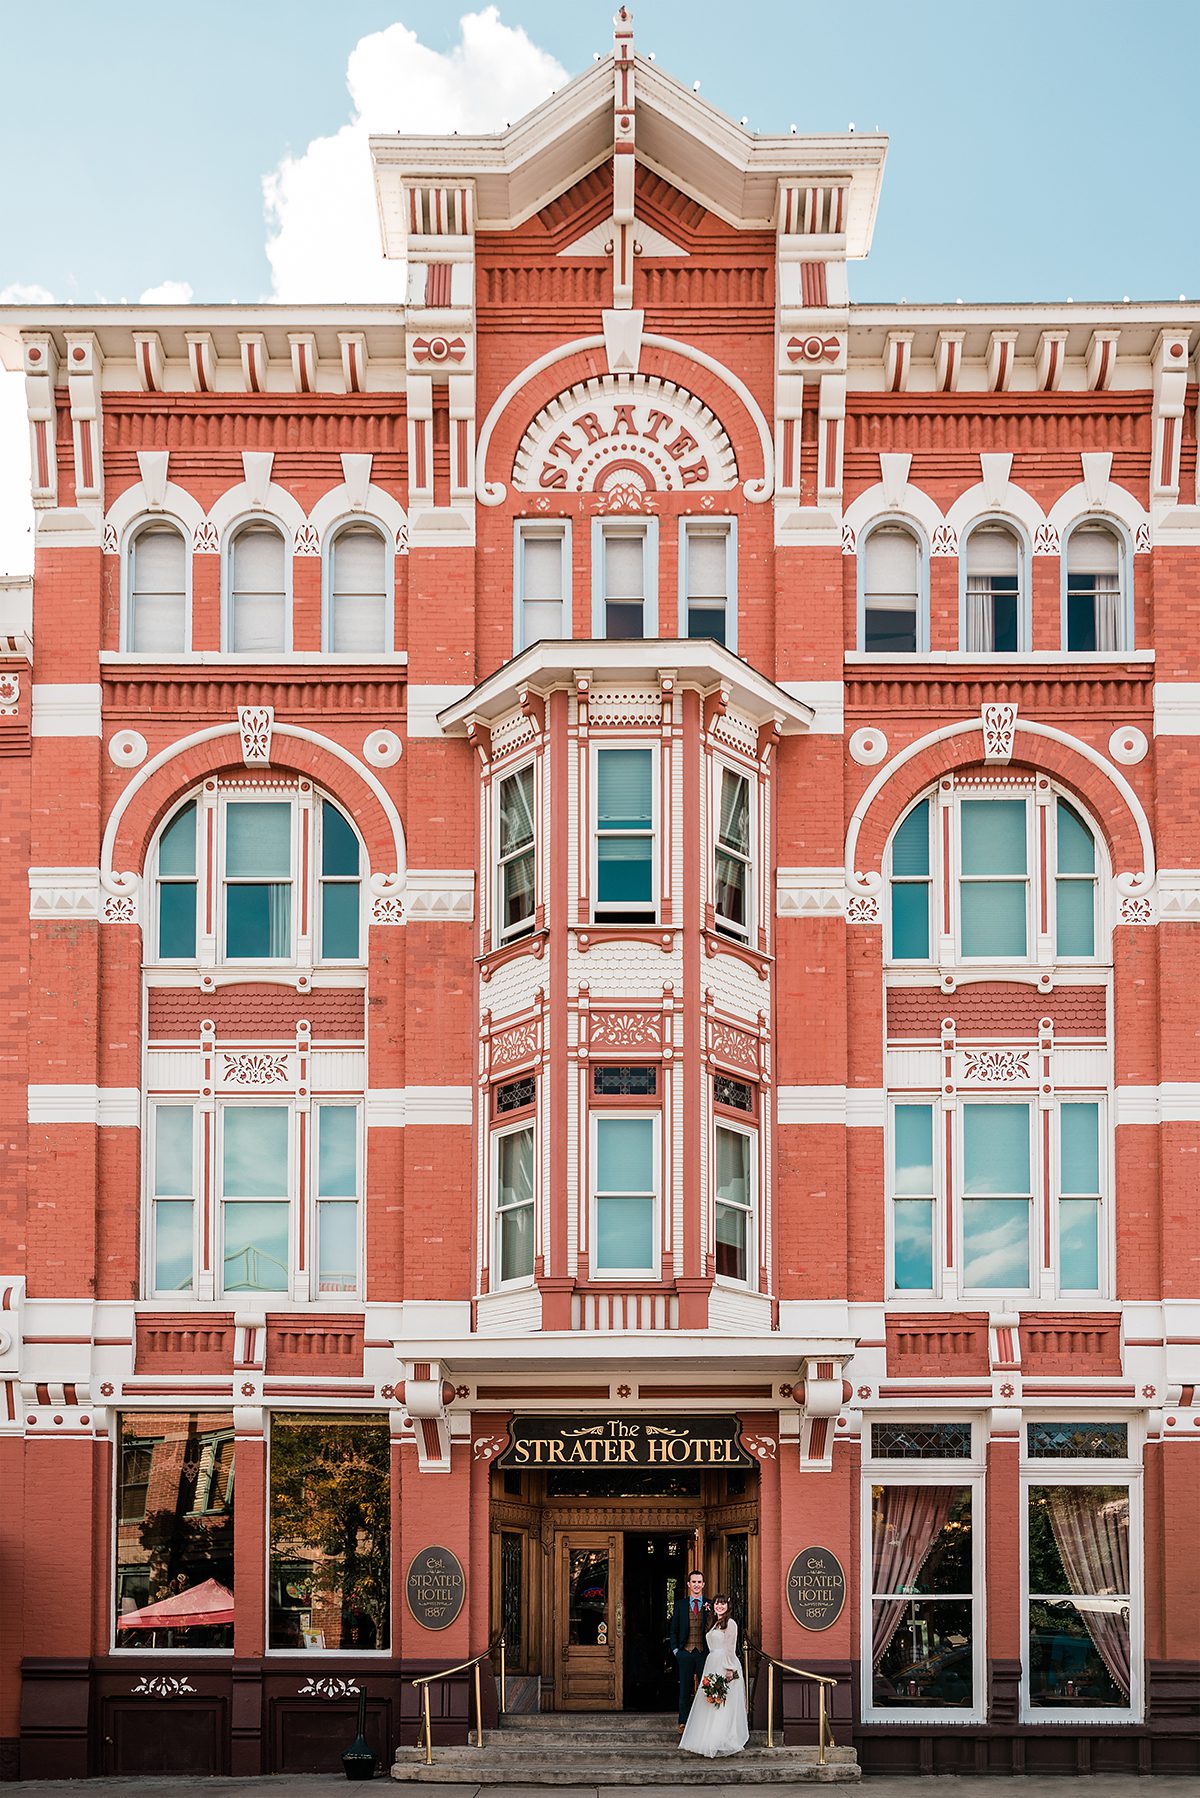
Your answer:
[512,373,737,495]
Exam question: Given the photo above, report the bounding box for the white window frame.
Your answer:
[712,758,754,941]
[861,1422,987,1725]
[495,760,538,946]
[221,515,293,655]
[316,798,366,966]
[151,797,201,965]
[712,1117,756,1289]
[145,1098,364,1303]
[1019,1425,1142,1724]
[1060,518,1133,657]
[886,1095,1112,1304]
[858,520,929,655]
[514,519,571,651]
[956,1095,1035,1299]
[959,517,1032,656]
[492,1117,537,1290]
[321,517,393,655]
[678,516,737,650]
[591,517,659,639]
[122,517,192,654]
[884,781,1108,973]
[884,797,933,964]
[589,1108,660,1280]
[219,791,299,966]
[590,740,659,926]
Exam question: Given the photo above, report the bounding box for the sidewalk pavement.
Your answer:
[3,1778,1198,1797]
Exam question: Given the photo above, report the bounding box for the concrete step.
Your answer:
[392,1739,860,1785]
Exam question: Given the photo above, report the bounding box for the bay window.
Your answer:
[714,766,751,938]
[714,1123,752,1284]
[593,746,655,923]
[592,1113,657,1276]
[497,764,537,942]
[495,1123,535,1284]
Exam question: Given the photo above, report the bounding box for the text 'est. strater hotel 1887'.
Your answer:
[0,9,1196,1783]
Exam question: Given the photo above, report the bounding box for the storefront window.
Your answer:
[1027,1485,1131,1707]
[268,1414,390,1651]
[871,1485,974,1708]
[115,1412,234,1649]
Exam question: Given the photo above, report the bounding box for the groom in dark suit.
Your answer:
[669,1569,711,1731]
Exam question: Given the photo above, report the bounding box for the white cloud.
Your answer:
[138,279,194,304]
[0,283,55,306]
[263,7,567,301]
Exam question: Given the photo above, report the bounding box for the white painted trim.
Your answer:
[403,869,475,922]
[29,866,101,919]
[777,1086,885,1126]
[30,683,103,737]
[28,1085,140,1126]
[776,867,846,917]
[1115,1084,1200,1125]
[407,684,471,737]
[1153,682,1200,735]
[778,679,844,733]
[403,1087,474,1126]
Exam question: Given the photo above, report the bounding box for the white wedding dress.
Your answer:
[678,1621,750,1758]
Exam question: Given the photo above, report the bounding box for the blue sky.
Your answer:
[0,2,1195,572]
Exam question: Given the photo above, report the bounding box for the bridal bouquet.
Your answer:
[700,1669,736,1707]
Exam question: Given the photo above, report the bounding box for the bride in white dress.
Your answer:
[678,1595,749,1758]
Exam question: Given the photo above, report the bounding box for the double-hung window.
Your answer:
[224,801,293,960]
[891,1102,936,1292]
[959,797,1029,957]
[319,802,362,960]
[593,747,654,923]
[592,1113,657,1276]
[156,800,199,960]
[681,521,734,646]
[889,801,932,960]
[496,1124,535,1285]
[151,1106,195,1294]
[1024,1423,1137,1717]
[228,523,288,653]
[127,523,188,653]
[714,1122,753,1284]
[516,524,569,649]
[594,522,657,639]
[714,766,752,939]
[326,524,388,653]
[962,1101,1032,1291]
[221,1105,291,1292]
[964,523,1023,654]
[497,765,536,942]
[1065,525,1124,653]
[862,525,922,653]
[315,1106,359,1294]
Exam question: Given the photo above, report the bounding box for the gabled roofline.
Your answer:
[436,638,816,735]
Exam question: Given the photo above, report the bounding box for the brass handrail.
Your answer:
[411,1632,505,1767]
[745,1638,838,1766]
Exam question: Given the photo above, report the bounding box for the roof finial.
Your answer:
[611,5,636,309]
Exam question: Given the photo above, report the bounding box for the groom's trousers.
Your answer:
[676,1647,706,1723]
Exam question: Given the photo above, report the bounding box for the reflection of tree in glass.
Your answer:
[270,1417,390,1649]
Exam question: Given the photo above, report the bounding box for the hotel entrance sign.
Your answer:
[497,1415,753,1469]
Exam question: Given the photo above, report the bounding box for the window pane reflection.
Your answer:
[115,1412,234,1649]
[269,1414,391,1650]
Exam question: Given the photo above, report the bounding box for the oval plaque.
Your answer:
[786,1547,846,1631]
[405,1547,466,1631]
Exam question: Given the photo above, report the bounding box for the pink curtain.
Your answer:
[871,1485,955,1667]
[1046,1487,1130,1698]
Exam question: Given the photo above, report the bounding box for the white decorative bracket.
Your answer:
[981,701,1017,764]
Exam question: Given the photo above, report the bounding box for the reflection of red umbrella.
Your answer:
[117,1579,234,1629]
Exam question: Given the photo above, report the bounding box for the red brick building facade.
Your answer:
[1,15,1197,1778]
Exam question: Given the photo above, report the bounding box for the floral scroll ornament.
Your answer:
[841,523,856,556]
[981,702,1017,764]
[132,1676,197,1697]
[930,523,958,557]
[193,520,219,554]
[298,1677,361,1699]
[962,1049,1032,1083]
[101,869,139,924]
[1115,870,1155,925]
[369,871,405,925]
[238,705,273,766]
[845,866,882,927]
[294,523,320,557]
[222,1053,289,1087]
[0,672,20,714]
[1033,522,1060,556]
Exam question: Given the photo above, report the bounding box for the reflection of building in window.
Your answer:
[114,1412,235,1650]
